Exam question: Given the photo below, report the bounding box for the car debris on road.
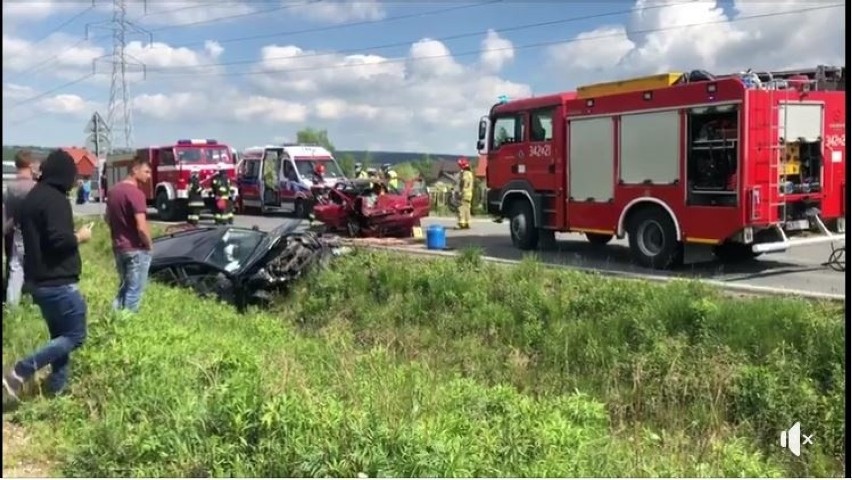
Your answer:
[150,219,350,311]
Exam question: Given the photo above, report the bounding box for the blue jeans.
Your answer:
[14,284,88,394]
[113,249,151,313]
[5,229,25,307]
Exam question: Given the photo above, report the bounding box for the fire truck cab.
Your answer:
[236,144,346,218]
[105,138,238,222]
[478,66,846,269]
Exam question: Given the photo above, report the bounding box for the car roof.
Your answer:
[151,227,228,263]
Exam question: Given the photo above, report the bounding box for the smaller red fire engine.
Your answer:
[105,139,238,221]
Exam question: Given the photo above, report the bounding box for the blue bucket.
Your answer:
[426,224,446,250]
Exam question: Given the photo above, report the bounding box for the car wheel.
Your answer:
[628,207,682,269]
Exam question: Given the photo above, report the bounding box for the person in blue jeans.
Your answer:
[105,156,153,313]
[3,149,37,307]
[3,149,93,400]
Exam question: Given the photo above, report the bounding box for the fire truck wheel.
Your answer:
[627,207,682,270]
[508,200,539,250]
[156,190,178,222]
[585,233,613,245]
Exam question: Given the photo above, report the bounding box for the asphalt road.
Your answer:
[73,202,847,298]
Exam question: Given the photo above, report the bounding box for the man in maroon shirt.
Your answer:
[105,157,153,313]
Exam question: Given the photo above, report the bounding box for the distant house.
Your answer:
[61,147,97,178]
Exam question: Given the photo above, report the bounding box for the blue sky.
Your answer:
[1,0,844,154]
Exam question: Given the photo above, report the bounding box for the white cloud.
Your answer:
[126,1,256,26]
[249,35,530,136]
[1,0,78,21]
[2,83,36,101]
[546,0,844,88]
[2,33,103,78]
[37,94,95,115]
[232,96,310,124]
[292,0,386,24]
[4,0,843,154]
[479,29,514,73]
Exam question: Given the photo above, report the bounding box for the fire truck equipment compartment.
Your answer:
[576,72,683,99]
[686,104,740,207]
[569,117,614,203]
[620,110,680,185]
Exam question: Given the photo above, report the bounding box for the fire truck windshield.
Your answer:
[295,159,343,179]
[175,147,231,165]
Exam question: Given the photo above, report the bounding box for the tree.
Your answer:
[392,162,419,181]
[296,127,335,154]
[338,152,356,177]
[412,155,433,179]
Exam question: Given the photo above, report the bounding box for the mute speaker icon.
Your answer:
[779,422,813,457]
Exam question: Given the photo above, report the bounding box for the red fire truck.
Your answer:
[477,66,846,269]
[105,139,238,222]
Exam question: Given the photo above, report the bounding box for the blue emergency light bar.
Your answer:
[497,95,510,104]
[176,139,218,145]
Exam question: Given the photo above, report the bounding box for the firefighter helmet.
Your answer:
[315,163,326,175]
[457,157,470,170]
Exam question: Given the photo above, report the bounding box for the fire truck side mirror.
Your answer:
[477,116,490,154]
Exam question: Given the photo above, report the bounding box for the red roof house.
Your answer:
[475,154,488,178]
[61,147,97,178]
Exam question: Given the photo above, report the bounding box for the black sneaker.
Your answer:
[3,369,24,402]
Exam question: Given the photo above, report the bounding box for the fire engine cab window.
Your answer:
[687,105,739,207]
[283,161,298,181]
[176,149,202,163]
[160,149,176,166]
[530,110,553,142]
[492,115,524,149]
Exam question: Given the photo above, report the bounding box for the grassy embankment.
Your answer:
[1,219,845,477]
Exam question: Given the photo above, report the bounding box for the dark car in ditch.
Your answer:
[149,219,346,311]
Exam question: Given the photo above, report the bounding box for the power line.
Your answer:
[4,3,842,111]
[144,0,323,32]
[146,1,688,72]
[6,74,96,109]
[150,3,843,79]
[9,3,98,77]
[159,0,503,49]
[87,0,153,151]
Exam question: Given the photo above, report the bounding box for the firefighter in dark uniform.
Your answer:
[186,172,204,226]
[312,163,326,185]
[210,169,234,225]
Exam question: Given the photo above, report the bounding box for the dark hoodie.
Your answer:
[19,149,81,287]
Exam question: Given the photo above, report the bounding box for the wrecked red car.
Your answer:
[312,179,430,238]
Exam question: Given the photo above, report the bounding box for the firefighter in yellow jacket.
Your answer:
[354,162,369,179]
[186,172,204,226]
[456,157,474,229]
[210,169,234,225]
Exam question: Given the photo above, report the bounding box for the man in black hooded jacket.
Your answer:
[2,149,93,400]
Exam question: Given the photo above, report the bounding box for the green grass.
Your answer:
[1,219,845,477]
